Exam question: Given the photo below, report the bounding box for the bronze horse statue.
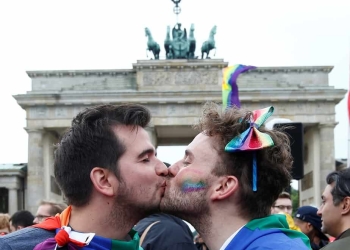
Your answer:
[145,27,160,60]
[201,25,217,59]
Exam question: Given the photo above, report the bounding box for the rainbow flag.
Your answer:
[224,214,311,249]
[33,206,140,250]
[222,64,256,109]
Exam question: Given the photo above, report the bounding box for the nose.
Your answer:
[33,217,39,224]
[317,207,322,216]
[168,161,181,177]
[156,160,168,176]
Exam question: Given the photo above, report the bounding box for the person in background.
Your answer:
[317,168,350,249]
[33,200,67,224]
[9,210,34,231]
[135,162,197,250]
[0,214,11,236]
[271,192,293,215]
[294,206,329,250]
[161,103,310,250]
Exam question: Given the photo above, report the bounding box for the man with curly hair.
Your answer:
[161,102,310,250]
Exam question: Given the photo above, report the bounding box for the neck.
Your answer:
[312,235,321,246]
[335,221,350,238]
[68,198,137,240]
[191,209,248,250]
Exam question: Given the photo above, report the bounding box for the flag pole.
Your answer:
[348,45,350,167]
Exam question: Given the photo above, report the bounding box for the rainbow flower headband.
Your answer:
[222,65,274,191]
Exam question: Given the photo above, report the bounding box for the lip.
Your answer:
[160,180,167,188]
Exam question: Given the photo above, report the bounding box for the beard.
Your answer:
[108,180,161,228]
[160,182,210,232]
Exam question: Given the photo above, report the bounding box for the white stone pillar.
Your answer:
[25,128,44,213]
[8,188,18,216]
[146,127,158,148]
[318,123,336,194]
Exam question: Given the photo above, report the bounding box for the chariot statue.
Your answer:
[164,23,196,59]
[143,0,217,60]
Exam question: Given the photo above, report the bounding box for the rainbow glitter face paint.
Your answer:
[181,180,206,193]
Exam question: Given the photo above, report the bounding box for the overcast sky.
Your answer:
[0,0,349,167]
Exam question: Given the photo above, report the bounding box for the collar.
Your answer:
[219,225,244,250]
[33,206,140,250]
[336,228,350,240]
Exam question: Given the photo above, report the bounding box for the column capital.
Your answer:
[24,127,44,133]
[318,122,338,129]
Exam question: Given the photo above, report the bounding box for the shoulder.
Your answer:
[321,237,350,250]
[0,227,54,250]
[138,217,196,250]
[229,230,309,250]
[148,218,192,239]
[250,233,309,250]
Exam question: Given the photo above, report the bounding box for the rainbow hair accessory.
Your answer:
[225,106,275,191]
[222,64,256,109]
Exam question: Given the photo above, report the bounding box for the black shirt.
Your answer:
[135,213,197,250]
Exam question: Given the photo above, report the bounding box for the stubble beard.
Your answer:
[108,180,161,229]
[161,185,210,233]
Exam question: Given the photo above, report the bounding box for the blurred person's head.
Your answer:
[33,200,67,224]
[294,206,328,245]
[317,168,350,238]
[9,210,34,231]
[0,213,11,235]
[271,192,293,215]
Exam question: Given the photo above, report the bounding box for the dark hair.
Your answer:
[54,104,151,207]
[39,200,67,216]
[10,210,34,229]
[326,168,350,206]
[194,102,292,219]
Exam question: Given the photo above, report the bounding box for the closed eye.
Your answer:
[183,161,190,167]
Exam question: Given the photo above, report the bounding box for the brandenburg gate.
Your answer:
[10,59,346,213]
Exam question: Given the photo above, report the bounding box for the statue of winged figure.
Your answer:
[172,23,187,41]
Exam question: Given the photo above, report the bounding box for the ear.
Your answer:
[341,197,350,215]
[90,167,117,197]
[210,175,238,201]
[305,222,313,233]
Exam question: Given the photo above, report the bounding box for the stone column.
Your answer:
[318,123,336,194]
[25,128,44,213]
[146,127,157,148]
[8,188,18,216]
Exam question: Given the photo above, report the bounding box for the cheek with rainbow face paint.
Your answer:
[176,169,207,193]
[181,180,206,193]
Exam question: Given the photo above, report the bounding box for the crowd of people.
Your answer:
[0,102,349,250]
[0,200,67,236]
